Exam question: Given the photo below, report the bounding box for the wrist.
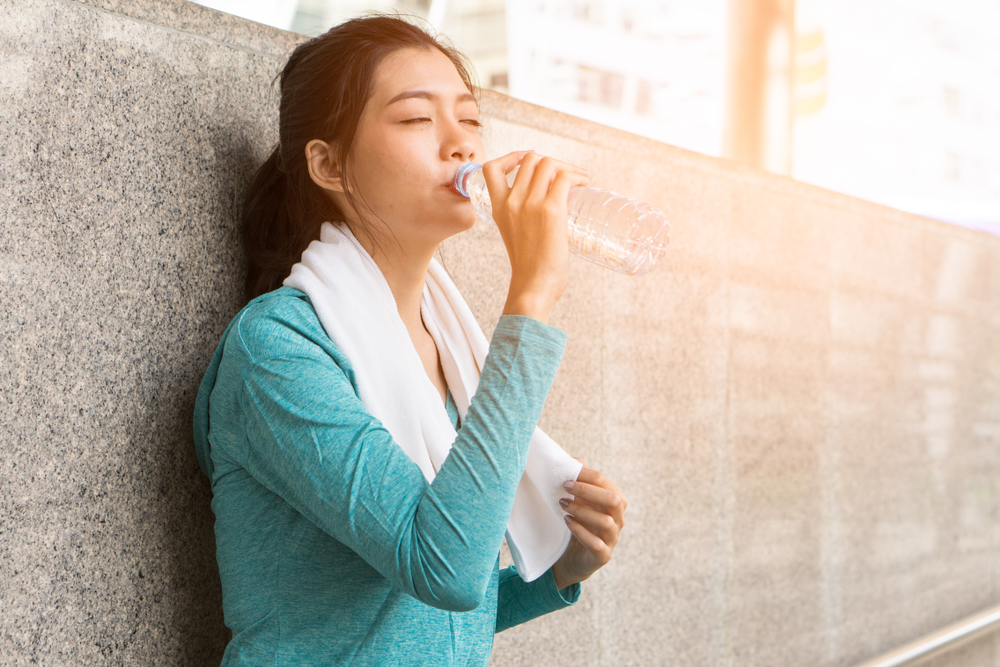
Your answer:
[502,291,554,324]
[551,560,583,591]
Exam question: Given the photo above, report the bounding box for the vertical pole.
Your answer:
[724,0,795,174]
[427,0,450,33]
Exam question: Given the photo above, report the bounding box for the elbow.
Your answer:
[401,514,495,611]
[409,564,490,612]
[436,586,486,613]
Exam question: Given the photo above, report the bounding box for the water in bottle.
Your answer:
[453,162,670,276]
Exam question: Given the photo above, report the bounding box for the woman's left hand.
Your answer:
[551,462,627,590]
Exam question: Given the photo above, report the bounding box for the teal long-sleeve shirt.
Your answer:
[192,287,581,666]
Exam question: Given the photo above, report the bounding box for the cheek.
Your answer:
[347,126,443,210]
[349,150,429,215]
[386,141,435,185]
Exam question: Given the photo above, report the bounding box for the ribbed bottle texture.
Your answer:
[454,162,669,276]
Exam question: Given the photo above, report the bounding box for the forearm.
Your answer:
[400,314,568,606]
[495,564,581,633]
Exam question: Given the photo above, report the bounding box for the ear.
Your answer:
[305,139,345,193]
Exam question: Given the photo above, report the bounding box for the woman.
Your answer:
[193,14,626,666]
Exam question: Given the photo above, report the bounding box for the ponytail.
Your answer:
[241,147,325,302]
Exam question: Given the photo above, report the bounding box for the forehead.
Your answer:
[370,47,472,104]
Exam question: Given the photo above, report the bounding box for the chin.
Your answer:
[433,213,477,244]
[418,200,478,242]
[441,220,476,242]
[458,213,478,231]
[445,205,478,232]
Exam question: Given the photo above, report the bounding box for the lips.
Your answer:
[448,164,466,189]
[444,166,471,196]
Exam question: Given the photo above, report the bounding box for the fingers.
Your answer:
[559,497,620,548]
[547,168,590,202]
[559,466,627,567]
[483,151,588,213]
[556,464,627,582]
[481,150,530,198]
[564,512,612,562]
[564,467,628,529]
[513,152,588,204]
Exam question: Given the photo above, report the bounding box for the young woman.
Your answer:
[193,15,627,666]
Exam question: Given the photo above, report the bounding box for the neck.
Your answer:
[350,224,437,335]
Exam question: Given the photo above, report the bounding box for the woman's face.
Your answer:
[339,46,485,252]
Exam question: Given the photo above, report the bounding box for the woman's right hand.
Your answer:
[481,151,589,324]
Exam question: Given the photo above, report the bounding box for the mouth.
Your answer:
[446,165,467,195]
[444,180,465,196]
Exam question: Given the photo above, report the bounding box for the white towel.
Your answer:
[284,222,582,583]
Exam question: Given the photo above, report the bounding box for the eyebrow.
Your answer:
[386,90,478,106]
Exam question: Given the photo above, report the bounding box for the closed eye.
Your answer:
[401,117,431,124]
[462,119,483,128]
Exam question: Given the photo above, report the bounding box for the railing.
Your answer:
[852,604,1000,667]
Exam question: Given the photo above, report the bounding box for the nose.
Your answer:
[440,116,477,163]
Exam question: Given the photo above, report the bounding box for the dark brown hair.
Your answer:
[241,14,477,302]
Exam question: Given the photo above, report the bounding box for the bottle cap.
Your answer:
[453,162,482,198]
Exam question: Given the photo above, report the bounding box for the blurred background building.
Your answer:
[192,0,1000,237]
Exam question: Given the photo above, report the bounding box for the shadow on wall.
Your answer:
[163,125,265,661]
[95,119,265,666]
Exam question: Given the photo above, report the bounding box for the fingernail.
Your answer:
[564,515,574,525]
[559,497,570,508]
[563,481,574,491]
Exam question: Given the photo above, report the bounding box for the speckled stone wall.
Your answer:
[1,0,296,663]
[2,1,999,666]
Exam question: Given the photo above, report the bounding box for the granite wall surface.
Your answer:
[1,1,998,666]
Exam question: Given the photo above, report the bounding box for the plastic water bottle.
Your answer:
[454,162,670,276]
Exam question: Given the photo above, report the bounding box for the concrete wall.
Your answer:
[2,1,998,665]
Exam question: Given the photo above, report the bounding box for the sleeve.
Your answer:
[237,314,567,613]
[495,564,582,633]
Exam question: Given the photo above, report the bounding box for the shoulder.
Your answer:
[231,286,337,364]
